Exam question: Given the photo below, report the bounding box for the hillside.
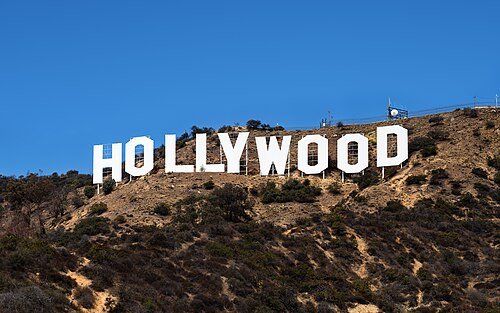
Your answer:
[0,107,498,313]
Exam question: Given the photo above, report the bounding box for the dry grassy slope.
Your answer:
[59,107,499,231]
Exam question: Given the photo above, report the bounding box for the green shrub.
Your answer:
[383,200,406,213]
[352,169,380,189]
[246,119,262,130]
[327,182,342,195]
[210,184,252,222]
[190,125,214,137]
[409,136,437,157]
[463,108,478,118]
[328,212,346,236]
[494,172,500,185]
[203,181,215,190]
[74,217,110,236]
[84,186,96,199]
[90,202,108,216]
[153,203,170,216]
[102,179,115,195]
[218,125,234,133]
[86,245,116,264]
[471,168,488,179]
[474,182,490,195]
[485,120,495,129]
[428,116,444,125]
[450,180,462,195]
[427,130,449,141]
[406,175,427,185]
[430,168,449,185]
[421,145,437,157]
[487,155,500,170]
[459,193,479,209]
[114,215,126,224]
[205,242,233,258]
[0,286,54,313]
[434,198,458,214]
[72,195,85,208]
[176,132,190,148]
[74,286,95,309]
[261,179,321,204]
[353,278,373,300]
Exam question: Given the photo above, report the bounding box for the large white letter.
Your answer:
[297,135,328,174]
[376,125,408,167]
[125,136,154,177]
[337,134,369,173]
[165,134,194,173]
[93,143,122,184]
[218,132,249,173]
[196,133,225,172]
[255,136,291,175]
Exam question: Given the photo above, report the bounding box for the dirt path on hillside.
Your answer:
[65,257,117,312]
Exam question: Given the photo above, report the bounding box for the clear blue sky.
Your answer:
[0,1,498,176]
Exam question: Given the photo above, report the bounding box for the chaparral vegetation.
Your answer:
[0,108,498,312]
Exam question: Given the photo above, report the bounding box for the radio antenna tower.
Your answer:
[320,110,332,128]
[387,97,408,120]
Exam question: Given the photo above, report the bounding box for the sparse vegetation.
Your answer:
[261,179,322,203]
[84,186,96,199]
[327,182,342,195]
[450,180,462,195]
[190,125,215,137]
[218,125,234,133]
[72,195,85,208]
[90,202,108,216]
[0,109,498,312]
[472,167,488,179]
[153,203,170,216]
[430,168,449,185]
[485,120,495,129]
[202,180,215,190]
[494,172,500,185]
[463,107,478,118]
[487,154,500,170]
[409,136,437,157]
[383,200,406,213]
[102,178,115,195]
[246,119,272,131]
[352,169,380,189]
[406,175,427,185]
[74,217,110,236]
[427,129,449,141]
[428,116,444,125]
[210,183,252,222]
[74,286,95,309]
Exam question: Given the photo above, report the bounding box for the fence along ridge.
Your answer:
[285,101,497,130]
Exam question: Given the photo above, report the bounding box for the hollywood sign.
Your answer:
[93,125,408,184]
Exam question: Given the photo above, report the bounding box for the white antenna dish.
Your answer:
[390,109,399,117]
